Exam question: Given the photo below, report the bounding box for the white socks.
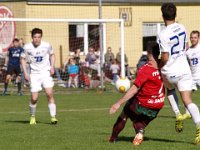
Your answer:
[30,102,56,118]
[29,103,37,117]
[48,103,56,117]
[168,95,181,116]
[187,103,200,128]
[185,107,190,115]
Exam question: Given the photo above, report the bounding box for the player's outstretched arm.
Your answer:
[109,84,138,114]
[50,53,55,75]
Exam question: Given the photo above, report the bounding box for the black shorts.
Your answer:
[6,65,21,76]
[122,97,160,127]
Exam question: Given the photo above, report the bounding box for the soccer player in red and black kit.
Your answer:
[109,42,165,146]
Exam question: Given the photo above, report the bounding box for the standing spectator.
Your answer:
[68,58,79,88]
[19,38,25,47]
[116,48,128,64]
[85,47,100,77]
[74,48,81,66]
[2,38,24,96]
[116,48,131,78]
[105,47,115,67]
[110,59,120,84]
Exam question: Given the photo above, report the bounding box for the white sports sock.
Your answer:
[29,102,37,117]
[185,107,190,115]
[48,103,56,117]
[187,103,200,127]
[168,95,181,116]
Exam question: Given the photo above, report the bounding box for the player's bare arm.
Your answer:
[50,53,55,75]
[159,52,169,69]
[109,84,138,114]
[21,57,30,82]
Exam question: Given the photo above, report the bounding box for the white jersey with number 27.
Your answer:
[158,23,191,76]
[22,41,54,74]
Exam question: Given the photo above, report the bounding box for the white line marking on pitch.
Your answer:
[0,108,109,114]
[0,105,185,114]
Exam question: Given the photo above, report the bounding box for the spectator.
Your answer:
[136,51,148,70]
[74,48,81,66]
[105,47,115,67]
[68,58,79,88]
[116,48,128,64]
[110,59,120,84]
[19,38,25,47]
[82,69,90,90]
[85,47,100,77]
[116,48,131,79]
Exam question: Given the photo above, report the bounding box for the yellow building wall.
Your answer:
[1,2,200,68]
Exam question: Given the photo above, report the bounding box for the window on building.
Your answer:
[142,23,165,51]
[69,24,99,54]
[69,24,84,52]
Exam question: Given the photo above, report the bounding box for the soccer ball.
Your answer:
[115,78,131,93]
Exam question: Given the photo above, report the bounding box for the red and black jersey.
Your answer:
[134,63,165,109]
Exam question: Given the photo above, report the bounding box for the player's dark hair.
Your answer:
[31,28,43,37]
[161,3,176,21]
[13,38,19,42]
[146,41,160,61]
[190,30,200,37]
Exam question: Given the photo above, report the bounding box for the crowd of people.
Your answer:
[56,46,132,89]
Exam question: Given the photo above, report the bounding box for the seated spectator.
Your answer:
[105,47,115,67]
[85,47,100,77]
[110,59,120,84]
[68,58,79,88]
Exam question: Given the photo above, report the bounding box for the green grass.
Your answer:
[0,90,200,150]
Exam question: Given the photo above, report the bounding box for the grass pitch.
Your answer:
[0,90,200,150]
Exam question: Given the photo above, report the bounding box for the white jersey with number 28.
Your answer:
[158,23,191,76]
[22,41,54,74]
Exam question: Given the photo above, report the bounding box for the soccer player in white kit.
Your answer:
[187,31,200,91]
[158,3,200,144]
[21,28,58,125]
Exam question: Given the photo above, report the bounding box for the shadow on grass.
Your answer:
[5,120,39,124]
[157,115,176,119]
[5,120,58,126]
[116,136,193,145]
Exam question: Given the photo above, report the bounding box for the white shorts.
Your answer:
[30,73,54,92]
[162,73,192,91]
